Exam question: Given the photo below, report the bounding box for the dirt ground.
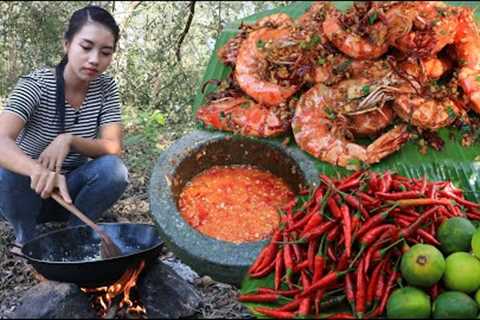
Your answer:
[0,127,252,319]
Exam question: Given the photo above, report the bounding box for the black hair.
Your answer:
[56,5,119,132]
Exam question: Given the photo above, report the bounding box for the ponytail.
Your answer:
[55,55,68,133]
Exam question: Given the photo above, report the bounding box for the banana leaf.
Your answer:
[192,2,480,318]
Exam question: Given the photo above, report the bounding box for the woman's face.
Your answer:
[64,22,115,82]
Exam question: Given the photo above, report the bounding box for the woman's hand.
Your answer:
[38,133,73,172]
[30,165,72,203]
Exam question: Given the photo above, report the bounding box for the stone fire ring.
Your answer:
[148,129,319,285]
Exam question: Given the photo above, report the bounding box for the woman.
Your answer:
[0,5,128,247]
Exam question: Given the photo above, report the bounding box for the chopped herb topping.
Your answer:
[325,108,336,120]
[239,102,250,109]
[256,40,265,49]
[361,85,371,96]
[334,59,352,74]
[368,11,378,25]
[317,57,326,65]
[446,105,457,121]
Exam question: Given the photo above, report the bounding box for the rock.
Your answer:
[7,281,95,319]
[139,260,202,318]
[8,259,201,319]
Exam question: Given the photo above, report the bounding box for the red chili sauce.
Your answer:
[178,165,295,244]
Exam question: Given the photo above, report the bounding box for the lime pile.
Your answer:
[387,218,480,319]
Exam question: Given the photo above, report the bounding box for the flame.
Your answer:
[81,260,147,318]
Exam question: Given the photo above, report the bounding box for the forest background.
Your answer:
[0,1,294,172]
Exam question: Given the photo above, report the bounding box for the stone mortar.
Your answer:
[148,130,319,285]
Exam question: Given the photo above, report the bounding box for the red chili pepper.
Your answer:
[327,197,343,220]
[340,204,352,258]
[283,241,294,288]
[366,260,386,309]
[293,259,309,273]
[274,249,284,290]
[345,272,355,313]
[467,212,480,220]
[350,213,362,235]
[354,204,398,239]
[382,171,393,193]
[355,259,366,318]
[368,172,379,192]
[327,246,337,262]
[303,212,324,234]
[298,298,311,317]
[314,289,325,316]
[249,258,276,278]
[357,191,380,206]
[398,206,438,239]
[430,283,439,300]
[344,194,370,219]
[393,198,451,207]
[298,270,351,299]
[440,190,480,209]
[313,236,326,283]
[300,220,336,241]
[286,209,314,232]
[337,250,350,271]
[248,230,282,274]
[307,239,318,273]
[337,172,363,191]
[350,224,397,267]
[375,190,422,200]
[374,264,386,304]
[378,269,400,315]
[301,270,312,289]
[327,225,339,242]
[417,229,441,246]
[249,288,300,297]
[254,306,295,319]
[239,293,280,303]
[292,242,303,263]
[277,298,302,311]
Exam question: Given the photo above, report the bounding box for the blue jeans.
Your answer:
[0,155,129,245]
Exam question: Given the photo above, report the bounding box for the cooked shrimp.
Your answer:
[385,1,458,56]
[218,14,294,67]
[454,7,480,113]
[393,93,464,130]
[309,54,392,85]
[297,2,335,33]
[398,55,453,83]
[292,83,410,168]
[331,78,397,137]
[322,8,389,59]
[196,96,290,137]
[234,27,300,106]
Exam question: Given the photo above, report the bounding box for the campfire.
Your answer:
[81,260,147,319]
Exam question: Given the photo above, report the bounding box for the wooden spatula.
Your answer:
[51,192,122,259]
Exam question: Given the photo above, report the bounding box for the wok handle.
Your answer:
[51,192,108,239]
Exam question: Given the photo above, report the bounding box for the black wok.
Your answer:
[11,223,164,287]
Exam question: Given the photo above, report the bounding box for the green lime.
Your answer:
[438,217,476,254]
[433,291,478,319]
[475,288,480,306]
[471,228,480,259]
[401,243,445,287]
[387,287,431,319]
[444,252,480,293]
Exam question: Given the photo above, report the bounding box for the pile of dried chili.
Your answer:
[240,170,480,318]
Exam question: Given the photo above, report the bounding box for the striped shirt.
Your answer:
[3,67,122,173]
